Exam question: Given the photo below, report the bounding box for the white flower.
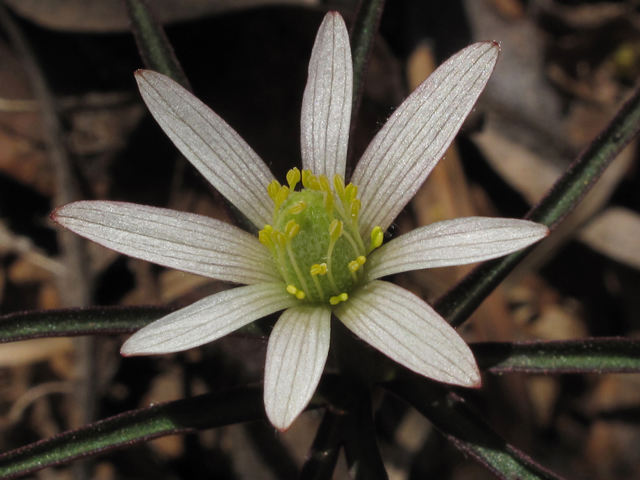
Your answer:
[52,12,548,430]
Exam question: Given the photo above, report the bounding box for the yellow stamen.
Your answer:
[344,184,358,204]
[350,199,361,220]
[330,293,348,305]
[289,201,307,214]
[319,175,331,193]
[285,220,299,238]
[286,285,305,300]
[310,263,328,276]
[268,180,281,201]
[274,185,290,208]
[286,168,300,190]
[368,226,383,253]
[333,174,345,198]
[301,169,313,189]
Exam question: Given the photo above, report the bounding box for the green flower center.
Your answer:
[259,168,383,306]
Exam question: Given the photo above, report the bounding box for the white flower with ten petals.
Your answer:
[52,12,548,430]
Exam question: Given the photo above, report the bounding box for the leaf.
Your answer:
[436,83,640,327]
[388,375,566,480]
[472,338,640,373]
[0,387,264,478]
[0,306,170,342]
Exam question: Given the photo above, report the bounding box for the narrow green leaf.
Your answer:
[0,306,170,342]
[300,409,346,480]
[343,389,388,480]
[388,376,566,480]
[349,0,386,136]
[473,338,640,373]
[123,0,191,89]
[0,305,270,343]
[436,85,640,327]
[0,387,264,479]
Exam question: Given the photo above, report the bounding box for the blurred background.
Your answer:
[1,0,640,478]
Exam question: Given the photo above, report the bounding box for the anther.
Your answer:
[344,184,358,203]
[301,169,313,189]
[289,201,307,214]
[258,228,273,247]
[287,168,300,191]
[333,174,345,198]
[286,285,305,300]
[271,231,287,249]
[319,175,331,193]
[285,220,299,238]
[274,186,290,208]
[369,226,383,252]
[329,219,343,242]
[348,260,360,273]
[330,293,348,305]
[268,180,281,201]
[310,263,328,276]
[350,199,361,220]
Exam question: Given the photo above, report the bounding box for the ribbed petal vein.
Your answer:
[53,201,280,285]
[300,12,352,179]
[335,281,480,386]
[136,70,274,229]
[121,283,297,355]
[366,217,549,280]
[264,305,331,431]
[352,42,499,236]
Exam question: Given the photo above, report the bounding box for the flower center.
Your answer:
[259,168,383,306]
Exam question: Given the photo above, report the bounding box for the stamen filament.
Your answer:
[286,242,313,301]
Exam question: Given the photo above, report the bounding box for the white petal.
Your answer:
[121,283,296,355]
[136,70,274,229]
[300,12,353,180]
[366,217,549,280]
[264,305,331,431]
[334,281,480,387]
[352,42,499,236]
[53,201,281,285]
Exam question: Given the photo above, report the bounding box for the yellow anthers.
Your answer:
[288,201,307,214]
[310,263,328,276]
[333,174,345,198]
[258,228,273,247]
[274,185,290,208]
[370,226,384,250]
[267,180,281,201]
[271,230,287,249]
[329,219,343,242]
[285,220,300,238]
[350,199,361,219]
[287,284,306,300]
[348,260,360,273]
[301,170,321,190]
[318,175,331,193]
[286,168,300,190]
[323,190,334,214]
[344,184,358,203]
[301,169,313,189]
[329,293,348,305]
[356,256,366,266]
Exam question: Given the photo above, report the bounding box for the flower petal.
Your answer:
[121,283,296,355]
[300,12,353,180]
[334,281,480,387]
[366,217,549,280]
[264,305,331,430]
[352,42,499,236]
[136,70,274,229]
[53,201,281,285]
